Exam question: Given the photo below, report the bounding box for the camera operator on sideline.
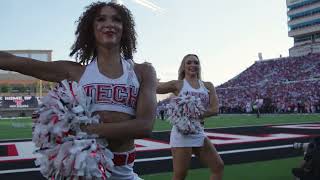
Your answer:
[292,136,320,180]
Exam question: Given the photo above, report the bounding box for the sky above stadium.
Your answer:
[0,0,292,86]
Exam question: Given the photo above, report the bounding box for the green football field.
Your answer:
[141,157,303,180]
[1,113,318,140]
[143,114,319,179]
[0,113,319,179]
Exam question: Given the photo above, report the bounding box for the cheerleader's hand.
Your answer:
[31,112,40,123]
[198,113,204,120]
[68,129,77,136]
[80,124,90,134]
[95,112,118,123]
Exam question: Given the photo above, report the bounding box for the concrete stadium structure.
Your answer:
[287,0,320,56]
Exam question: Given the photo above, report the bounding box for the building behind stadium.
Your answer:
[287,0,320,56]
[0,50,52,117]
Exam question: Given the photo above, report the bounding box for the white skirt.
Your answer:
[170,126,206,147]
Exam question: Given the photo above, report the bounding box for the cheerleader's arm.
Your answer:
[201,82,219,119]
[156,80,181,95]
[0,51,83,82]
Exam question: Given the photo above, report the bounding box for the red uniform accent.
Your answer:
[112,151,136,166]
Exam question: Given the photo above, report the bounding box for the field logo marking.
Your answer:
[0,132,310,161]
[205,132,309,145]
[135,139,170,151]
[271,124,320,129]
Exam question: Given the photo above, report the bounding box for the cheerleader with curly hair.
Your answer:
[0,2,156,179]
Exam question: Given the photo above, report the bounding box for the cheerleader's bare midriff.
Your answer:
[95,111,136,152]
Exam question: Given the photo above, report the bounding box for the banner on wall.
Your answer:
[0,96,38,108]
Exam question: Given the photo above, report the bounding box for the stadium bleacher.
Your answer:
[216,53,320,114]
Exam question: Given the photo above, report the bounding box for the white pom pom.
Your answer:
[166,94,206,135]
[72,105,85,114]
[32,80,114,179]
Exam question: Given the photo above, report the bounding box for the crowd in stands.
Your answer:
[157,53,320,115]
[217,53,320,114]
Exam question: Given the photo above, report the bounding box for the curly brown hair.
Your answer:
[69,1,137,65]
[178,54,202,80]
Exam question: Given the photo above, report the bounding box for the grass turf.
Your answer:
[0,114,319,139]
[141,156,303,180]
[0,118,33,140]
[154,113,320,131]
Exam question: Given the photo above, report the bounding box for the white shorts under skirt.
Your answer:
[170,126,206,147]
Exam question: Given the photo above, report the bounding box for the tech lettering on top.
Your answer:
[83,83,138,108]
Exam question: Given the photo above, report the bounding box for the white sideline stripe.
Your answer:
[0,168,40,174]
[0,144,293,174]
[135,144,293,162]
